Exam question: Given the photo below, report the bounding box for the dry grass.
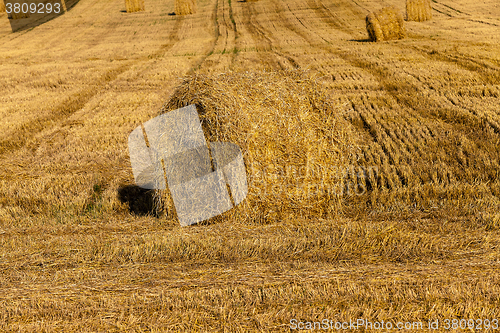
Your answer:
[0,0,5,13]
[1,212,499,331]
[125,0,145,13]
[175,0,196,15]
[366,6,406,42]
[406,0,432,22]
[160,70,357,223]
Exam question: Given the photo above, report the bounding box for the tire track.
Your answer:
[410,45,500,85]
[304,0,365,36]
[188,0,221,73]
[240,2,298,70]
[430,0,468,16]
[258,0,500,191]
[0,17,185,158]
[269,0,499,122]
[194,0,237,73]
[431,0,500,27]
[312,0,500,79]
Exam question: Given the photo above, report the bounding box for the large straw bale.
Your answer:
[157,70,358,223]
[406,0,432,22]
[125,0,145,13]
[0,0,5,13]
[175,0,196,15]
[366,6,405,42]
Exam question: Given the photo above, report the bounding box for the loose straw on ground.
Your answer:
[406,0,432,22]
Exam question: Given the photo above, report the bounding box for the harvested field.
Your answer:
[406,0,432,22]
[175,0,196,15]
[0,0,499,330]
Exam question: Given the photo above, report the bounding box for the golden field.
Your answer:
[0,0,499,331]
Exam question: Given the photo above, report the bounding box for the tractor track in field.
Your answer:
[267,0,499,123]
[240,2,299,70]
[0,16,185,159]
[431,0,499,26]
[304,0,362,36]
[189,0,222,73]
[194,0,238,73]
[0,0,233,181]
[282,0,500,81]
[410,45,500,84]
[258,0,500,188]
[240,2,281,70]
[430,0,468,17]
[465,18,500,27]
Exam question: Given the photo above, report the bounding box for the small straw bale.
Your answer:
[0,0,5,13]
[175,0,196,15]
[125,0,145,13]
[366,6,405,42]
[158,70,358,223]
[406,0,432,22]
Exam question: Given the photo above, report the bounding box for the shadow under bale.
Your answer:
[117,185,161,217]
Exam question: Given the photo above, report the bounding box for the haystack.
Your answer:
[175,0,196,15]
[156,70,358,223]
[125,0,145,13]
[406,0,432,22]
[366,6,405,42]
[0,0,5,13]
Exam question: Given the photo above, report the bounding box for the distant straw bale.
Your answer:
[175,0,196,15]
[406,0,432,22]
[158,70,358,223]
[125,0,145,13]
[0,0,5,13]
[366,6,405,42]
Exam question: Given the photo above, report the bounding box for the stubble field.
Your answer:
[0,0,500,331]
